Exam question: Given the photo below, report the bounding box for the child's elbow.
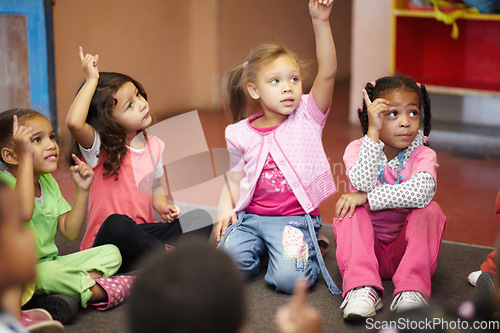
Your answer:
[21,213,33,224]
[66,117,80,132]
[60,227,79,241]
[65,234,79,242]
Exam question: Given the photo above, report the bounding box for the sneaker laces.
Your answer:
[390,291,428,311]
[340,286,379,309]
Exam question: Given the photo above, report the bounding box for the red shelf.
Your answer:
[394,16,500,93]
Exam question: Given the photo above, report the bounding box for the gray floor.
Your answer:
[54,225,492,333]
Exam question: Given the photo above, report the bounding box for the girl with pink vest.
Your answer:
[334,76,446,321]
[214,0,341,295]
[66,48,212,273]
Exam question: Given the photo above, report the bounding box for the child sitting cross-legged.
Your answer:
[0,108,133,325]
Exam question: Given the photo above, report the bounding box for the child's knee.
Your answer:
[266,259,319,294]
[221,245,260,277]
[407,201,446,229]
[102,244,122,263]
[102,214,134,230]
[267,267,318,295]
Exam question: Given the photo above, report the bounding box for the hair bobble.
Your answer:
[370,81,376,87]
[416,82,421,88]
[243,61,248,70]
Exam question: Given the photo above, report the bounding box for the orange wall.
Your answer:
[52,0,351,135]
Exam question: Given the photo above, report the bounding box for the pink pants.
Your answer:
[333,201,446,300]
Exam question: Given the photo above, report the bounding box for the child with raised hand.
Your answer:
[333,76,446,321]
[275,279,322,333]
[214,0,341,295]
[0,109,133,324]
[66,47,212,273]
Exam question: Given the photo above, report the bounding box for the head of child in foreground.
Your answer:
[0,180,37,291]
[224,44,304,123]
[0,109,58,178]
[129,241,246,333]
[358,76,431,151]
[70,72,152,177]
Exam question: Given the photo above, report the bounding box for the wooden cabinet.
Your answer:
[391,0,500,95]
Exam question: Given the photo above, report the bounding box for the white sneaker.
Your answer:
[467,270,481,286]
[340,286,382,321]
[390,291,428,313]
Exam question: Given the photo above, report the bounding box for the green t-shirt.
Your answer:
[0,172,72,261]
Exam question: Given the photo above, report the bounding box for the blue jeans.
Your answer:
[219,211,341,295]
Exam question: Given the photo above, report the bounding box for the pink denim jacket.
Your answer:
[225,93,336,213]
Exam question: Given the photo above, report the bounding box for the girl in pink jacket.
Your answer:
[213,0,341,295]
[334,76,446,321]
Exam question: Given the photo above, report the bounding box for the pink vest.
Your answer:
[80,136,165,250]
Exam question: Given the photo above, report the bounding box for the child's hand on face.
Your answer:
[70,154,94,191]
[335,191,368,220]
[12,115,33,159]
[159,204,181,223]
[79,46,99,80]
[309,0,333,22]
[363,89,390,134]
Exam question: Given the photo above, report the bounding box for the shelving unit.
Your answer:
[390,0,500,96]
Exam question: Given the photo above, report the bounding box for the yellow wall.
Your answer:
[52,0,351,134]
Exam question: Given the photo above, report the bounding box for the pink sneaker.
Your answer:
[19,309,64,333]
[90,275,135,311]
[21,309,53,321]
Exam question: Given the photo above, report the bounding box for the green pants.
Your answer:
[35,244,122,307]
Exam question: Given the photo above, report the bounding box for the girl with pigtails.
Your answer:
[214,0,341,295]
[333,76,446,321]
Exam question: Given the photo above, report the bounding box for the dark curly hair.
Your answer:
[67,72,147,179]
[358,76,431,145]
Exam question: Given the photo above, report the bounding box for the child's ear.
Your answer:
[247,83,260,100]
[1,147,19,166]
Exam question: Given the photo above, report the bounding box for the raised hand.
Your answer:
[275,279,322,333]
[309,0,334,22]
[79,46,99,80]
[12,115,33,158]
[363,89,390,139]
[70,154,94,191]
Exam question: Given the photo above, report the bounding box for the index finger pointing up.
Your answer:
[290,279,309,309]
[12,115,18,133]
[79,46,84,62]
[362,89,372,107]
[72,153,82,165]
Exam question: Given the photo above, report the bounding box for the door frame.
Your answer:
[0,0,56,129]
